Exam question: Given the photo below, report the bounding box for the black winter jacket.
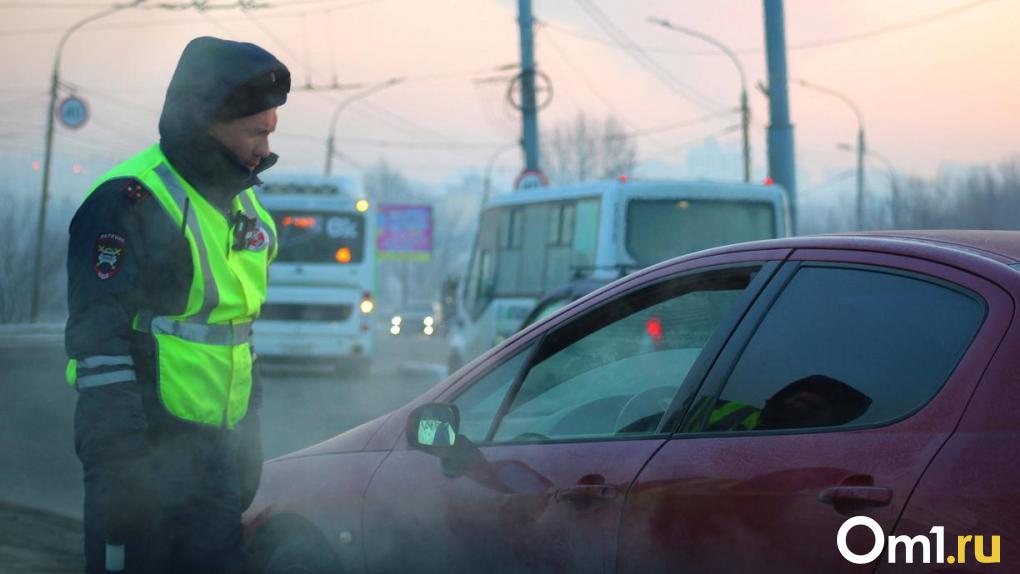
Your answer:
[66,37,288,464]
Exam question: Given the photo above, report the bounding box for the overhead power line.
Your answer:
[571,0,728,114]
[260,0,381,8]
[0,0,378,35]
[276,132,505,150]
[543,0,1000,55]
[612,111,739,141]
[788,0,999,50]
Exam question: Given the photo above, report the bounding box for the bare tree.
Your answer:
[886,158,1020,230]
[542,113,637,185]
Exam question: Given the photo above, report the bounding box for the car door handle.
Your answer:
[555,485,619,504]
[818,486,892,507]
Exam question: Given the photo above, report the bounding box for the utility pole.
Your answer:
[763,0,797,231]
[840,142,892,229]
[30,0,147,322]
[649,19,750,182]
[856,128,866,230]
[516,0,541,172]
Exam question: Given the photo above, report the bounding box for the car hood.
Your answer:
[268,412,393,462]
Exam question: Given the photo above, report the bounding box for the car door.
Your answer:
[617,250,1013,574]
[362,254,786,573]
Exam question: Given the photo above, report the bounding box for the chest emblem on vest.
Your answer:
[244,225,269,252]
[94,233,126,280]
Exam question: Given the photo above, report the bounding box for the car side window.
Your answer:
[699,265,986,433]
[490,266,762,443]
[453,345,534,442]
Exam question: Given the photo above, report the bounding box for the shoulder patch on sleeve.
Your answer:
[94,233,127,280]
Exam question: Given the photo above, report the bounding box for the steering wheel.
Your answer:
[614,386,678,434]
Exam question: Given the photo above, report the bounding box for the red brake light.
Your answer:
[645,316,663,343]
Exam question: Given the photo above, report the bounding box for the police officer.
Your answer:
[65,37,290,573]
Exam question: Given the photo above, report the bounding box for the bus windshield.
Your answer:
[272,210,366,264]
[626,199,776,267]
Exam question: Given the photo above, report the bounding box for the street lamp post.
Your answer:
[30,0,147,322]
[323,77,403,176]
[649,18,750,183]
[795,79,866,230]
[838,143,897,229]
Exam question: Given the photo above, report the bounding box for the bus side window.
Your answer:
[519,204,551,294]
[545,202,575,291]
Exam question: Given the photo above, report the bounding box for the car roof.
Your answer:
[688,230,1020,265]
[851,230,1020,263]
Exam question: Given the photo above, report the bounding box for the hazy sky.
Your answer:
[1,0,1017,197]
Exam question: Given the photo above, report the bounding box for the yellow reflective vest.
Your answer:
[67,144,277,428]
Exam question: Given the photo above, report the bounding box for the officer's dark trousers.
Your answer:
[78,415,261,574]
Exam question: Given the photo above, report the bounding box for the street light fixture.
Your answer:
[649,17,750,183]
[323,77,404,176]
[794,79,866,230]
[30,0,148,323]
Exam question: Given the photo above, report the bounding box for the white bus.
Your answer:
[447,178,789,371]
[254,176,376,374]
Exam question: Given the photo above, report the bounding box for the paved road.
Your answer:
[0,329,450,572]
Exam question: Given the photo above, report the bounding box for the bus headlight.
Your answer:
[360,299,374,314]
[390,325,401,335]
[424,316,434,327]
[424,326,434,336]
[391,316,402,326]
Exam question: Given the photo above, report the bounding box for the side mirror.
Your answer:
[407,403,460,452]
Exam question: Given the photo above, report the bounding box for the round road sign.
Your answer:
[513,169,548,190]
[57,96,89,130]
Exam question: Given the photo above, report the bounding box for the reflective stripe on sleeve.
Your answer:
[76,370,136,389]
[78,355,134,369]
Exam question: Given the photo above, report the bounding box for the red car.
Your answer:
[245,231,1019,573]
